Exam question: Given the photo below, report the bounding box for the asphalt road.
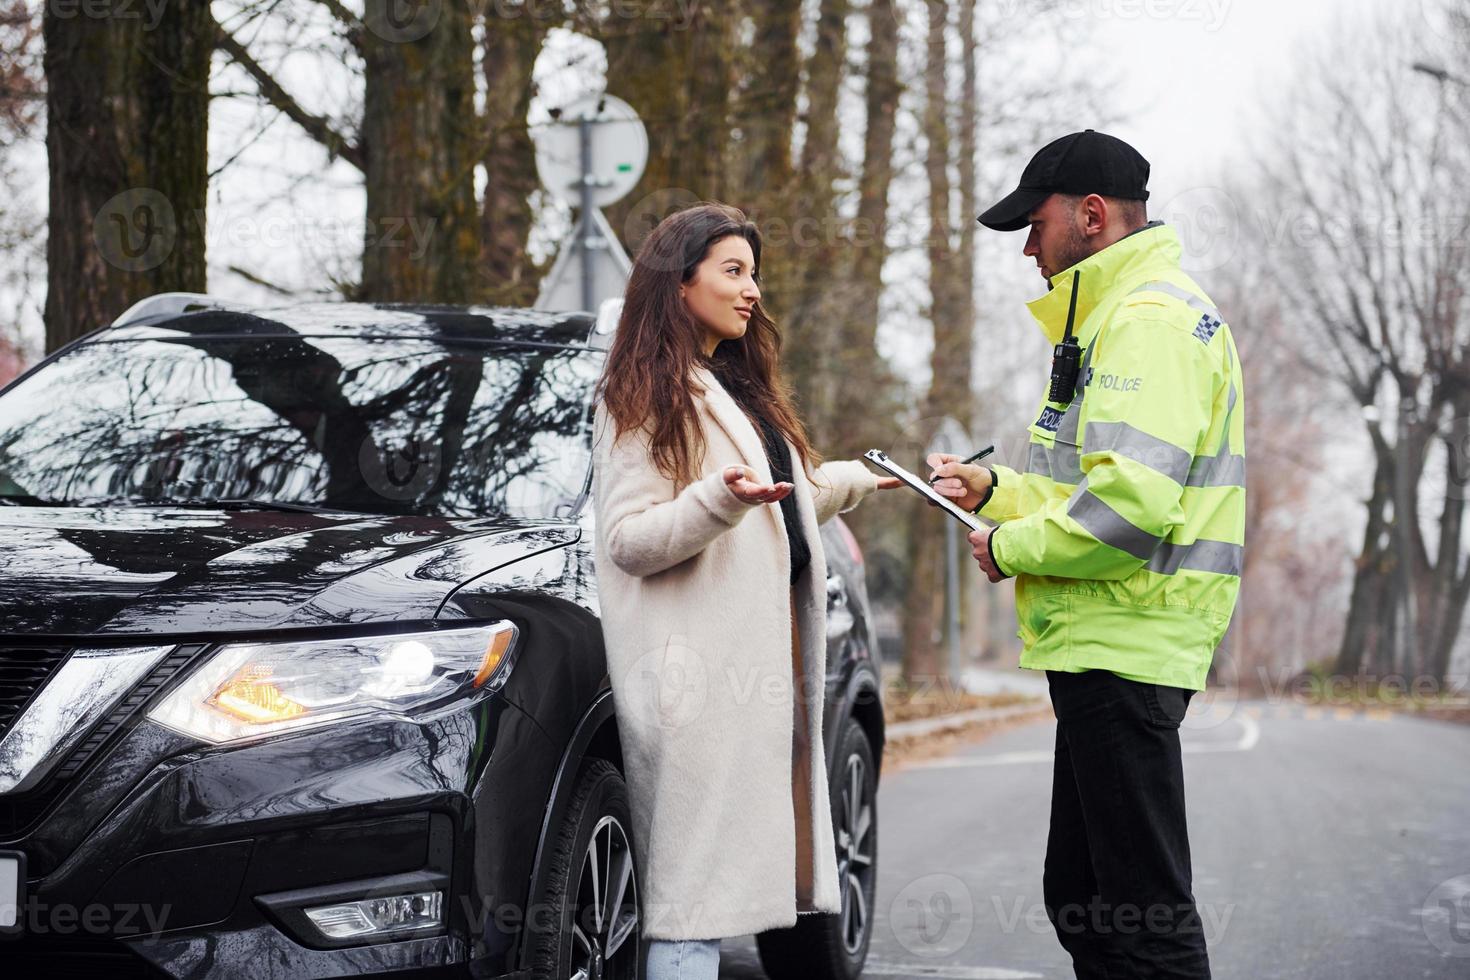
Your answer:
[717,698,1470,979]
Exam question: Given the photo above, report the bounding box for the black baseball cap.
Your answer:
[977,130,1150,232]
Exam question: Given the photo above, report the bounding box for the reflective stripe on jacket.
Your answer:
[982,223,1245,691]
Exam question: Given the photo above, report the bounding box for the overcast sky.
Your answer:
[3,0,1410,356]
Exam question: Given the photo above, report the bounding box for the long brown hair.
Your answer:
[598,202,819,484]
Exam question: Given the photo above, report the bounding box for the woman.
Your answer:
[591,202,897,978]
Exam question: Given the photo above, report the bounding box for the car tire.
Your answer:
[756,717,878,980]
[527,758,641,980]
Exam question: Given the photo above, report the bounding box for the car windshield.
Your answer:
[0,334,600,519]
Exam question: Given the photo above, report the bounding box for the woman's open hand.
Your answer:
[724,465,793,504]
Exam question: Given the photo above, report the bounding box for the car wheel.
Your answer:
[528,758,640,980]
[756,717,878,980]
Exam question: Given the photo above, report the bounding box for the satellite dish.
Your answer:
[532,95,648,209]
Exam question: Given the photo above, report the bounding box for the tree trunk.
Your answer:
[43,0,211,351]
[730,0,802,202]
[360,0,478,302]
[1426,402,1470,682]
[1336,437,1397,676]
[776,0,851,446]
[903,0,965,685]
[601,4,738,249]
[824,0,899,462]
[480,5,547,306]
[814,0,903,589]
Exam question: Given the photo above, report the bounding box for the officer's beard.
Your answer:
[1049,216,1095,282]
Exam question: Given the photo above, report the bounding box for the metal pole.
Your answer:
[1396,396,1418,674]
[579,114,595,313]
[945,520,961,684]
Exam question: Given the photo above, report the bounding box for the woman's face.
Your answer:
[680,234,761,356]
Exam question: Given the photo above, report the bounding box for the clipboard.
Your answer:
[864,449,983,532]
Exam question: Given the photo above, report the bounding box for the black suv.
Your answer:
[0,295,885,980]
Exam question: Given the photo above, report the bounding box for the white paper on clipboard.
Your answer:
[864,449,983,531]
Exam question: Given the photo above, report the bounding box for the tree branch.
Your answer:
[214,23,365,172]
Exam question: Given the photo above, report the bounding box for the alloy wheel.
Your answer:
[570,814,639,980]
[835,752,875,956]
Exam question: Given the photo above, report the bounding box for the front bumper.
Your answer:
[2,693,556,979]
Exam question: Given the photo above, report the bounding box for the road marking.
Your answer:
[864,964,1045,979]
[905,713,1260,770]
[1184,711,1260,753]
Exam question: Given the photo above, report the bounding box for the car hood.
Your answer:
[0,506,578,638]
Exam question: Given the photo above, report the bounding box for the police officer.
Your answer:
[929,130,1245,979]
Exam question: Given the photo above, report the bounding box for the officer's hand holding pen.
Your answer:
[926,449,995,513]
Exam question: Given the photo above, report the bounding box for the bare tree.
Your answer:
[358,0,479,301]
[728,0,802,201]
[216,0,536,303]
[481,4,550,305]
[43,0,212,351]
[900,0,971,683]
[600,3,741,239]
[0,0,43,373]
[1250,4,1470,683]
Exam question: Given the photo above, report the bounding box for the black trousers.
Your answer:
[1043,669,1211,980]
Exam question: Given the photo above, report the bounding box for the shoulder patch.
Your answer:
[1193,313,1223,345]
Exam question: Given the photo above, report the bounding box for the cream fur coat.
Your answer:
[590,364,880,941]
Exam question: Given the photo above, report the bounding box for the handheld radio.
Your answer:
[1048,269,1083,404]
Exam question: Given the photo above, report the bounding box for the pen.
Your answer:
[928,445,995,484]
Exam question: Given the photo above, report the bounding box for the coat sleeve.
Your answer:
[976,464,1024,523]
[806,459,881,526]
[593,405,760,578]
[990,306,1217,580]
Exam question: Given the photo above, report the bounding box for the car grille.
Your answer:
[0,644,71,739]
[0,643,202,840]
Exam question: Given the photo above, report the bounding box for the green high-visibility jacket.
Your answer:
[980,223,1245,691]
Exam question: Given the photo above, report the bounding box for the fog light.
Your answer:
[304,890,443,940]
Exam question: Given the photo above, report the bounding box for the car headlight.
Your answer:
[147,623,518,744]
